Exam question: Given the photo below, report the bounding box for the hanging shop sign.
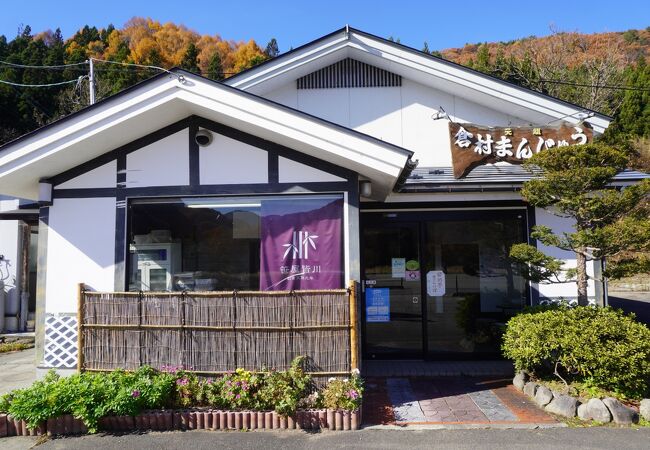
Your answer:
[259,197,343,290]
[448,122,593,178]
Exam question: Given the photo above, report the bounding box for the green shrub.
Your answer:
[217,368,264,410]
[0,359,362,432]
[256,356,312,416]
[0,367,176,432]
[321,369,364,411]
[502,306,650,398]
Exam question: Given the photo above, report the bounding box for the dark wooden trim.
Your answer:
[114,156,127,291]
[189,119,200,186]
[52,181,353,199]
[360,200,528,210]
[50,118,192,187]
[50,115,356,194]
[0,213,39,223]
[53,188,117,198]
[268,150,279,184]
[194,116,355,182]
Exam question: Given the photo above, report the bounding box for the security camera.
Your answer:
[195,129,213,147]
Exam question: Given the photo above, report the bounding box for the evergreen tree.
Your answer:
[180,43,199,73]
[422,41,430,53]
[207,52,224,81]
[609,57,650,138]
[265,38,279,58]
[473,43,492,74]
[510,144,650,306]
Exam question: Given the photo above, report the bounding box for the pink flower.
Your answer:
[131,390,141,398]
[176,377,189,386]
[347,389,359,399]
[235,394,241,399]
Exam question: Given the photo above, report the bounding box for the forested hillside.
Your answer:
[0,19,648,167]
[0,18,276,143]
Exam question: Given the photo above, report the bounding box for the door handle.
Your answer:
[412,296,419,304]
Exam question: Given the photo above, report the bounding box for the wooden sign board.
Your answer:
[448,122,593,178]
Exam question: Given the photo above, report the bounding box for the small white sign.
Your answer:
[391,258,406,278]
[427,270,446,297]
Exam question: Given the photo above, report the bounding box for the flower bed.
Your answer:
[0,357,364,438]
[0,408,361,437]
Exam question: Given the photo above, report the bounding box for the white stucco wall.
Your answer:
[264,78,530,167]
[45,197,116,313]
[55,160,117,189]
[278,157,346,183]
[127,129,189,187]
[199,132,268,184]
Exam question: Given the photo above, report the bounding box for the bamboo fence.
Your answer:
[78,283,360,378]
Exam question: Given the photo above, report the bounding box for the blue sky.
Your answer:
[1,0,648,52]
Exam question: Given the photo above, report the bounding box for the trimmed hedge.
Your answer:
[502,306,650,398]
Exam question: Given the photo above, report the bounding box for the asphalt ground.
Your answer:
[608,292,650,325]
[2,428,650,450]
[0,348,36,395]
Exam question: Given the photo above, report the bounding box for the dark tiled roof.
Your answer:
[401,164,649,192]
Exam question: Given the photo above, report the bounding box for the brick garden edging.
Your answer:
[0,408,361,437]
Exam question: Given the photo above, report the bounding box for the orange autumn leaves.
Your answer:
[67,17,267,76]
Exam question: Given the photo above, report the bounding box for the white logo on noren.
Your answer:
[283,231,318,259]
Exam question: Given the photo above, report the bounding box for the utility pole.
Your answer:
[88,58,96,105]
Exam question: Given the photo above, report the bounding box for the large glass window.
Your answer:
[127,195,344,292]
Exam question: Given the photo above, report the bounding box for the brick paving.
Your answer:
[362,376,558,426]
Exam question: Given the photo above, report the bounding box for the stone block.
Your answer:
[545,393,578,418]
[603,397,639,425]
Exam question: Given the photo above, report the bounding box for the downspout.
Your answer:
[394,157,419,192]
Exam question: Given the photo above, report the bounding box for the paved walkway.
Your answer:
[363,376,559,427]
[0,347,37,395]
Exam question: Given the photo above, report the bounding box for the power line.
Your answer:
[538,79,650,92]
[0,60,88,69]
[0,76,86,88]
[0,57,236,75]
[91,58,181,78]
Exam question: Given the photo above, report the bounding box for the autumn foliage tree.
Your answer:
[0,17,269,143]
[510,144,650,306]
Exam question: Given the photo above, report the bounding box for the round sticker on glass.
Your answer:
[405,260,420,271]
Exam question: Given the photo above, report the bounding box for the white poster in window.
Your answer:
[391,258,406,278]
[427,270,446,297]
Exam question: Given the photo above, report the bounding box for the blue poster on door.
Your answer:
[366,288,390,323]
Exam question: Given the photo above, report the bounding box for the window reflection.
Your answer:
[127,195,343,292]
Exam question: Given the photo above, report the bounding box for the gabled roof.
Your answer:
[226,27,611,134]
[0,69,413,200]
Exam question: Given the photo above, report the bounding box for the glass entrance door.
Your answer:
[362,222,423,358]
[361,210,529,360]
[423,217,528,357]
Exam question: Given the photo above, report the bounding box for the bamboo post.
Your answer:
[77,283,85,372]
[348,281,359,371]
